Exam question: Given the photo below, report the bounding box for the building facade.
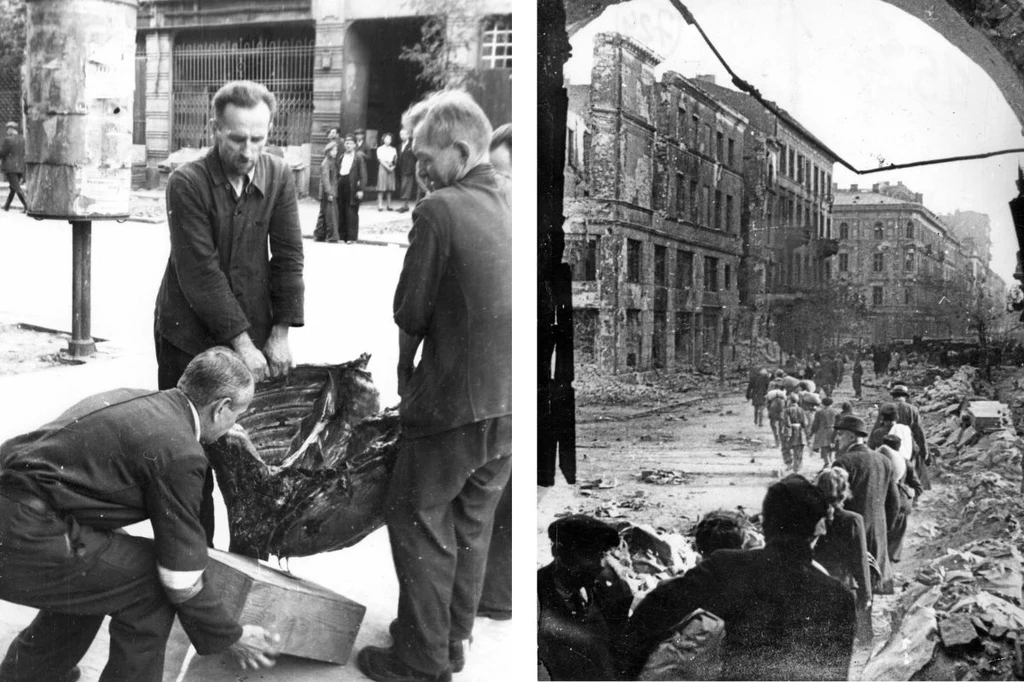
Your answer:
[832,181,973,343]
[563,33,744,374]
[135,0,512,194]
[691,78,839,353]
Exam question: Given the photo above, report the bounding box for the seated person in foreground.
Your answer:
[617,475,856,681]
[538,515,633,681]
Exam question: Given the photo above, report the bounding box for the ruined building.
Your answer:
[832,181,980,343]
[134,0,512,194]
[691,78,840,354]
[563,33,745,373]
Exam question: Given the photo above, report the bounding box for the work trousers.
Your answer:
[3,173,26,210]
[853,374,862,398]
[479,478,512,616]
[337,176,359,242]
[153,332,216,548]
[313,194,340,242]
[0,496,177,682]
[752,403,765,427]
[768,416,782,445]
[385,418,512,675]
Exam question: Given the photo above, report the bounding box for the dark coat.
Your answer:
[154,148,305,356]
[810,406,838,450]
[398,139,417,176]
[833,443,901,586]
[337,150,368,205]
[619,543,856,680]
[538,563,632,681]
[746,372,771,406]
[0,131,25,174]
[814,508,872,610]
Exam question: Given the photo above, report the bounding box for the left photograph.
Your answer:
[0,1,512,680]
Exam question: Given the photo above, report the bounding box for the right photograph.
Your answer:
[537,0,1024,679]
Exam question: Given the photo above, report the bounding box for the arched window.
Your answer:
[874,222,884,240]
[839,222,849,239]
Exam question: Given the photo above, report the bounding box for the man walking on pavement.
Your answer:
[810,395,838,468]
[357,90,511,682]
[153,80,305,549]
[766,386,787,447]
[746,367,770,427]
[0,348,282,682]
[875,384,931,492]
[0,121,27,212]
[832,414,901,594]
[781,393,808,473]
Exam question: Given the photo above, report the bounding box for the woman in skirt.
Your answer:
[376,132,397,211]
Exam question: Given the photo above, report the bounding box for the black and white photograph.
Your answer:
[0,0,516,680]
[538,0,1024,679]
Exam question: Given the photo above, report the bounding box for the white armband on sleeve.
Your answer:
[157,565,205,604]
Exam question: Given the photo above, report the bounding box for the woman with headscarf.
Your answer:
[814,467,873,642]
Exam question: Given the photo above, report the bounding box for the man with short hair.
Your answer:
[154,80,305,547]
[0,348,282,682]
[876,384,930,491]
[358,90,511,682]
[619,475,856,680]
[832,414,901,593]
[811,396,839,467]
[0,121,27,212]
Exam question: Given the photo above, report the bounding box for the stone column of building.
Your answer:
[143,32,172,165]
[311,18,346,196]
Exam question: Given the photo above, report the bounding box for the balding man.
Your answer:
[0,348,282,682]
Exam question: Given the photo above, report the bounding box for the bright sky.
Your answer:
[565,0,1024,283]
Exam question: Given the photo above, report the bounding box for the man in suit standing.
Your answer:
[396,127,418,213]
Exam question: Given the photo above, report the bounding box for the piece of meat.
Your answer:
[204,355,402,559]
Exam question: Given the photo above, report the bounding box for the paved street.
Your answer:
[0,198,519,681]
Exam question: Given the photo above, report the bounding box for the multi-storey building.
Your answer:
[133,0,512,195]
[691,78,840,352]
[563,33,745,373]
[832,181,971,342]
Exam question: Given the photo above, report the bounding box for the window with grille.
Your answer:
[839,253,849,272]
[873,253,884,272]
[480,15,512,69]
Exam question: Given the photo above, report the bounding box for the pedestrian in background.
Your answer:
[746,367,770,427]
[781,394,809,473]
[810,396,838,467]
[313,142,340,243]
[0,121,27,212]
[766,387,787,447]
[376,132,397,211]
[396,126,418,212]
[336,133,367,243]
[852,356,864,400]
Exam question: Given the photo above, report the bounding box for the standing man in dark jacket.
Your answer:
[832,414,901,594]
[357,90,511,682]
[336,133,368,243]
[619,475,856,680]
[746,367,771,427]
[154,80,305,548]
[0,348,282,682]
[396,126,419,212]
[0,121,27,212]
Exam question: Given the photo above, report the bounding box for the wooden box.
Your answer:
[205,549,366,664]
[966,400,1009,433]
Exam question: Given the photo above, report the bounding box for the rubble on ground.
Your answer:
[639,469,691,485]
[864,364,1024,680]
[574,362,738,406]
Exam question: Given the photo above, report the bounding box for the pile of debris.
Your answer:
[918,366,980,414]
[575,363,711,406]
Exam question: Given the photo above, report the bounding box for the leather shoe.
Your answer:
[389,620,466,673]
[357,646,452,682]
[477,607,512,621]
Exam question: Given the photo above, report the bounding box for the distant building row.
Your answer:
[564,32,1005,374]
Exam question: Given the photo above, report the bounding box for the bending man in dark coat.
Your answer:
[832,414,901,593]
[618,475,856,681]
[153,80,305,548]
[357,90,512,682]
[0,348,281,682]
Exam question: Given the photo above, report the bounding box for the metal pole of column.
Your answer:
[69,220,96,357]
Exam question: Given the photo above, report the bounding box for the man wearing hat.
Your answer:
[619,475,856,680]
[876,384,930,491]
[832,414,901,593]
[538,515,632,681]
[0,121,27,212]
